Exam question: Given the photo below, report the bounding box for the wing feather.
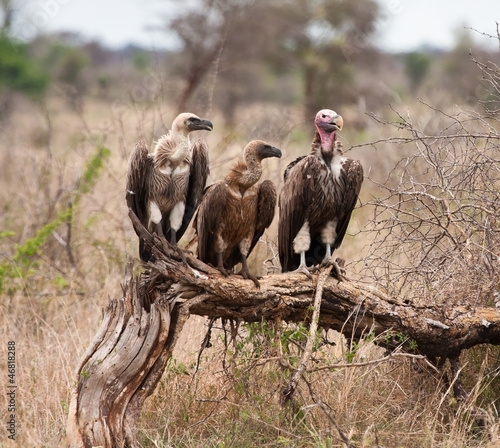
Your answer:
[126,140,153,235]
[195,182,229,266]
[333,159,364,250]
[226,180,277,268]
[177,138,209,241]
[278,156,322,272]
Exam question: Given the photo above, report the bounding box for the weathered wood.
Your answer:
[66,263,187,448]
[67,214,500,447]
[146,246,500,359]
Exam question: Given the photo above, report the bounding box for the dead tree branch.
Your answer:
[281,265,332,403]
[67,208,500,447]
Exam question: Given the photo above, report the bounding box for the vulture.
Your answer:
[126,112,213,262]
[278,109,363,277]
[195,140,282,287]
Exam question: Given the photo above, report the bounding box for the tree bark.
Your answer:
[65,262,189,448]
[66,218,500,447]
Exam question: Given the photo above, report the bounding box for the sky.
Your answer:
[12,0,500,52]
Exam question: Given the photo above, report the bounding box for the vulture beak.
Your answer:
[318,114,343,133]
[260,145,282,159]
[188,118,214,132]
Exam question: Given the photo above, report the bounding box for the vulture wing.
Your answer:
[332,159,364,250]
[195,182,229,267]
[126,140,153,234]
[176,138,209,242]
[226,180,277,269]
[278,155,322,272]
[126,140,154,261]
[283,155,306,182]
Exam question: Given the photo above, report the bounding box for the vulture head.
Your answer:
[173,112,214,135]
[228,140,281,188]
[244,140,282,162]
[314,109,343,152]
[315,109,343,133]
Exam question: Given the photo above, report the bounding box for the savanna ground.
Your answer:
[0,63,500,448]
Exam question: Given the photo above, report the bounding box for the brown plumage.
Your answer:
[126,112,212,261]
[278,109,363,275]
[195,140,282,287]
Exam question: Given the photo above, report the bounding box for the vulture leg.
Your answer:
[168,228,189,267]
[290,251,314,280]
[319,247,345,281]
[216,252,230,277]
[155,221,172,258]
[320,243,333,268]
[156,222,164,238]
[239,252,260,288]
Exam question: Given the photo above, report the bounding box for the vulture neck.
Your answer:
[311,129,340,165]
[170,128,192,163]
[154,129,192,168]
[226,152,262,193]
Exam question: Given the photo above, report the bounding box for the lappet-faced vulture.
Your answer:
[195,140,282,287]
[278,109,363,277]
[126,112,213,262]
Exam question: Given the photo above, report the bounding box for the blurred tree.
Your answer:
[0,35,48,120]
[168,0,380,123]
[42,39,90,109]
[293,0,380,120]
[169,1,228,114]
[132,50,150,71]
[0,0,14,34]
[441,27,490,104]
[404,51,432,92]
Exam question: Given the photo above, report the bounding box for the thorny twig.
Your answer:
[281,265,332,403]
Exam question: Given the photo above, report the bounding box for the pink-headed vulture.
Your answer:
[278,109,363,277]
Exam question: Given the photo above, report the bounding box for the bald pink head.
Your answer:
[314,109,343,151]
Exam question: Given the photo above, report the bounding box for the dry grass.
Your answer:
[0,94,499,447]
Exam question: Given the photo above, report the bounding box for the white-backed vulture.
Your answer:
[278,109,363,277]
[126,112,213,262]
[195,140,282,287]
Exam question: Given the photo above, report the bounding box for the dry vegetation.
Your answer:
[1,17,500,448]
[2,91,500,447]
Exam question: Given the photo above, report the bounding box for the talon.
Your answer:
[330,258,346,281]
[176,247,189,268]
[320,256,333,269]
[157,234,171,258]
[335,257,346,276]
[216,266,230,277]
[240,270,260,288]
[291,265,314,280]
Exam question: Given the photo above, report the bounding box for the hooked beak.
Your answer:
[261,145,282,159]
[189,118,214,132]
[318,114,343,133]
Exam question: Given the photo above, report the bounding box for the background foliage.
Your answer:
[0,1,499,446]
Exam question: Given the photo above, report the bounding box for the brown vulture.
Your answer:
[195,140,282,287]
[278,109,363,277]
[126,112,213,262]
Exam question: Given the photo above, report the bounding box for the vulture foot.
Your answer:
[239,269,261,289]
[319,257,345,281]
[175,247,189,268]
[290,265,314,280]
[238,253,260,288]
[215,266,231,277]
[157,234,171,258]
